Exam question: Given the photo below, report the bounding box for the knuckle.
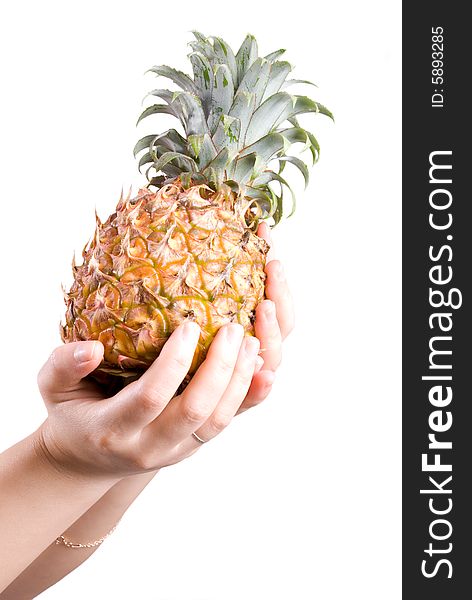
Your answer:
[96,431,117,454]
[233,365,253,388]
[37,350,58,392]
[117,440,157,472]
[131,452,155,472]
[169,352,191,372]
[267,357,281,372]
[227,372,252,399]
[216,355,236,375]
[268,323,282,339]
[209,411,232,432]
[138,383,165,413]
[182,401,209,426]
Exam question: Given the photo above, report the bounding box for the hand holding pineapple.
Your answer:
[1,31,326,596]
[38,224,291,479]
[0,249,290,594]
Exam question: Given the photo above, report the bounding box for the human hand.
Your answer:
[37,321,260,480]
[236,221,295,414]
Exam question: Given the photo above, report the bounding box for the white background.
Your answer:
[0,1,401,598]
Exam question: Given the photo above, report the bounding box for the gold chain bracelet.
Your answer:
[55,521,120,549]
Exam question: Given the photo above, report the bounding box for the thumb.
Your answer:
[38,341,104,400]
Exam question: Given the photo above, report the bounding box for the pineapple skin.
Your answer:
[61,181,268,384]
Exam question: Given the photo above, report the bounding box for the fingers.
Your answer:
[37,341,104,401]
[106,322,201,432]
[254,300,283,371]
[144,323,245,446]
[264,260,295,339]
[254,355,264,374]
[191,336,260,442]
[257,222,295,340]
[237,369,276,414]
[257,221,276,261]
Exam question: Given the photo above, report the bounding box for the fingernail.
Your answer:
[264,371,276,387]
[244,336,260,358]
[275,262,285,280]
[182,321,200,340]
[74,342,97,363]
[262,222,273,243]
[263,301,276,321]
[225,323,244,342]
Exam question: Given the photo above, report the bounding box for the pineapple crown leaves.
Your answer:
[134,32,333,225]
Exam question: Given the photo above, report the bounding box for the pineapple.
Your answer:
[61,32,332,387]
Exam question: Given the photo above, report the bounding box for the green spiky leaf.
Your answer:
[239,132,287,165]
[211,36,238,84]
[262,61,292,102]
[244,92,293,145]
[189,51,213,117]
[282,79,318,89]
[146,65,198,94]
[188,134,204,158]
[208,63,234,132]
[264,49,286,62]
[230,152,257,184]
[135,32,333,225]
[137,103,174,125]
[277,155,310,188]
[235,34,258,86]
[134,134,160,157]
[154,151,197,173]
[238,58,271,105]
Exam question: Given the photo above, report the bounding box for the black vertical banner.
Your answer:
[403,3,472,598]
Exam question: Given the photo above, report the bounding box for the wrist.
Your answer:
[33,423,119,487]
[0,430,119,587]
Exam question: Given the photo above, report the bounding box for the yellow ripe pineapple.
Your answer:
[61,32,332,387]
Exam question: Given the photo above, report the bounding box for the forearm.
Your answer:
[0,430,117,592]
[1,470,158,599]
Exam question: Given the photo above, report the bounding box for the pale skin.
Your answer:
[0,223,294,598]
